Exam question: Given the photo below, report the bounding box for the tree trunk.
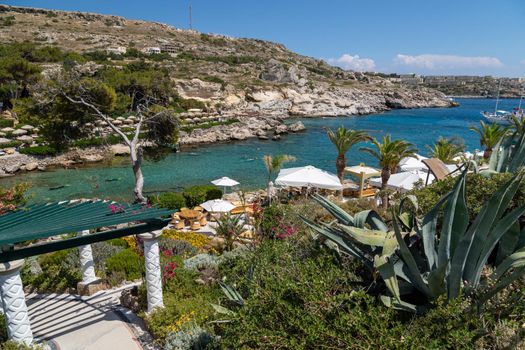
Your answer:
[130,144,147,204]
[336,154,345,197]
[381,168,391,209]
[484,147,492,159]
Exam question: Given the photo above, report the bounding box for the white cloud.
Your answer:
[394,54,503,70]
[327,54,376,72]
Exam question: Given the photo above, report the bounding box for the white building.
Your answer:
[106,46,127,55]
[143,47,161,54]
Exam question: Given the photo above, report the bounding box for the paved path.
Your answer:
[26,284,155,350]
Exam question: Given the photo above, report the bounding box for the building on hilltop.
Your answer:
[160,44,177,54]
[143,47,161,54]
[106,46,127,55]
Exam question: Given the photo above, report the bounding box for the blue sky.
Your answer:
[5,0,525,76]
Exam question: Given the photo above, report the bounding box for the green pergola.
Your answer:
[0,200,173,263]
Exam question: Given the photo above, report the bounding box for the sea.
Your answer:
[0,98,519,203]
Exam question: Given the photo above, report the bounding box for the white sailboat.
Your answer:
[481,80,511,124]
[481,81,524,124]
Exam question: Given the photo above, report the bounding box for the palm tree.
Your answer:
[326,127,371,184]
[360,135,418,208]
[510,115,525,137]
[469,121,508,159]
[427,137,465,163]
[263,154,296,203]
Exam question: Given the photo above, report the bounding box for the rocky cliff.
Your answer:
[0,5,454,120]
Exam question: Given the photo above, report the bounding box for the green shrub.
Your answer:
[19,145,58,156]
[182,185,222,207]
[105,248,143,281]
[21,249,81,293]
[150,192,186,210]
[216,235,525,349]
[0,141,22,149]
[409,172,525,217]
[0,119,14,128]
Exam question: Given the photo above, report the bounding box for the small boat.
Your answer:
[49,184,70,190]
[481,81,524,124]
[105,178,121,182]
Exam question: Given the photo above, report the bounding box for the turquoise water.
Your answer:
[1,98,520,203]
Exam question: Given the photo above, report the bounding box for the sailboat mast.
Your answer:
[494,79,501,114]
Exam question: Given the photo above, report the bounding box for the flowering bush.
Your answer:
[162,230,212,251]
[163,261,177,282]
[0,183,28,215]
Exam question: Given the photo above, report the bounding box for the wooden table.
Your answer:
[179,210,201,220]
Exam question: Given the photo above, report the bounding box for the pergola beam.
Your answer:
[0,219,169,263]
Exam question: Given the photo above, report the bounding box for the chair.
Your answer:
[174,220,185,230]
[422,158,456,184]
[193,206,203,212]
[172,212,181,220]
[190,221,201,230]
[180,207,189,212]
[199,215,208,226]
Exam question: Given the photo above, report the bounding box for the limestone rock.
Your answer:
[25,162,38,171]
[288,121,306,132]
[80,154,105,163]
[20,125,35,131]
[272,135,281,141]
[1,127,14,133]
[11,129,27,136]
[110,144,130,156]
[274,124,288,134]
[16,135,33,144]
[0,138,12,145]
[4,164,20,173]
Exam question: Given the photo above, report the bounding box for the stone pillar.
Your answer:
[78,230,97,284]
[138,231,164,313]
[0,259,33,345]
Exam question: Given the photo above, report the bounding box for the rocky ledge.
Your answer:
[179,117,305,145]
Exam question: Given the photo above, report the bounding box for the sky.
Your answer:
[5,0,525,76]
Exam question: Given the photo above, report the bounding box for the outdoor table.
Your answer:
[179,209,201,221]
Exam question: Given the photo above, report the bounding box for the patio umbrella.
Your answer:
[211,176,240,194]
[369,170,435,192]
[275,165,343,190]
[200,199,236,213]
[344,163,381,197]
[399,154,428,172]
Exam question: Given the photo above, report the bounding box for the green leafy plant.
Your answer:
[215,214,246,251]
[105,248,143,281]
[469,121,508,159]
[427,136,465,163]
[150,192,186,210]
[326,126,371,184]
[182,185,222,207]
[360,134,418,207]
[304,169,525,312]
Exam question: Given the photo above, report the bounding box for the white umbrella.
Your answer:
[275,165,343,190]
[399,154,428,172]
[211,176,240,194]
[200,199,236,213]
[369,170,435,192]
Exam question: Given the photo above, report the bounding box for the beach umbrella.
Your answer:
[200,199,236,213]
[211,176,240,194]
[369,170,434,192]
[345,163,381,197]
[275,165,343,190]
[399,154,428,172]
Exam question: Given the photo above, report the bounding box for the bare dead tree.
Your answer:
[44,72,178,204]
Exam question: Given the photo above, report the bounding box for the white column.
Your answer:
[138,231,164,313]
[78,230,97,283]
[0,259,33,345]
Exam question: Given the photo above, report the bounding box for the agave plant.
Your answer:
[486,121,525,173]
[303,169,525,313]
